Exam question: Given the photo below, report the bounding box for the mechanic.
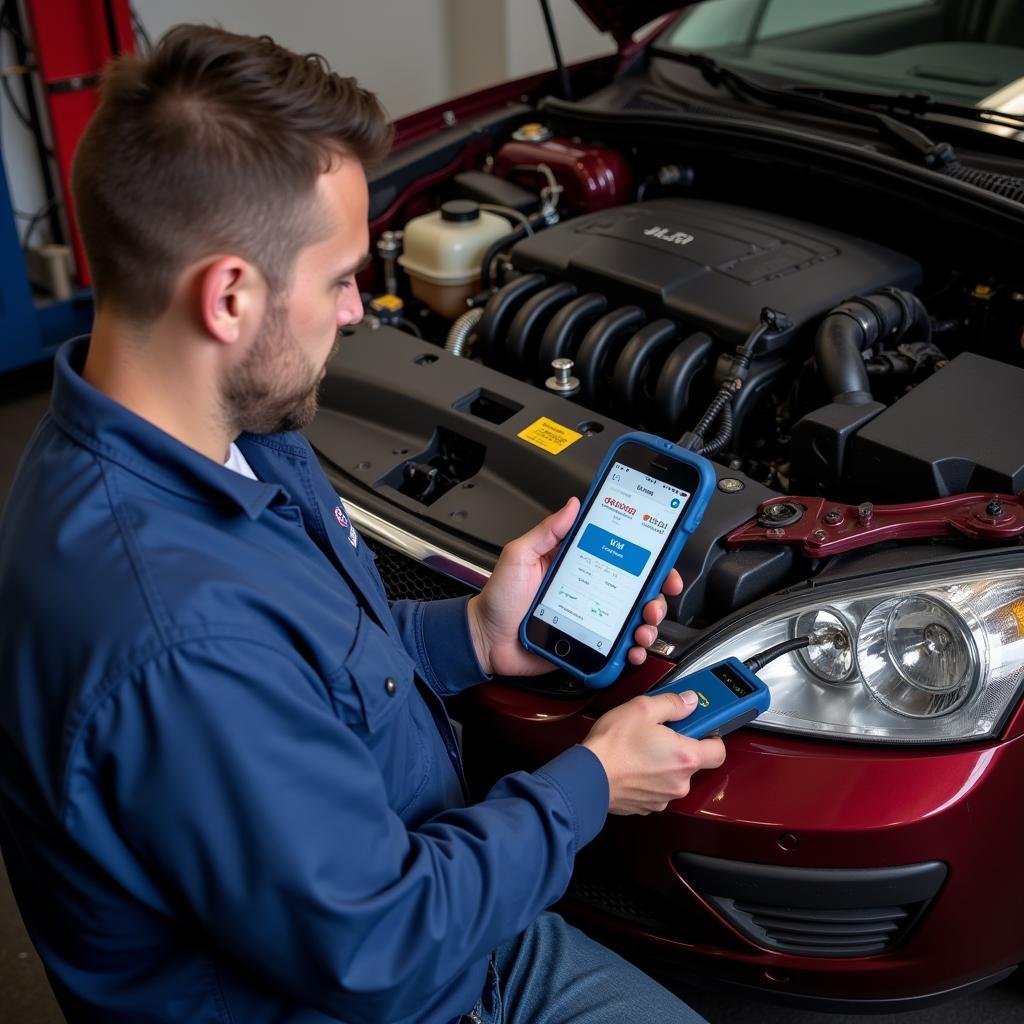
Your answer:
[0,25,725,1024]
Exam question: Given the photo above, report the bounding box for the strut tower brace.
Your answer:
[725,493,1024,558]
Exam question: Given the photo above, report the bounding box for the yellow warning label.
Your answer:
[370,293,404,312]
[517,417,582,455]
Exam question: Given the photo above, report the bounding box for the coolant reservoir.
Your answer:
[399,200,509,318]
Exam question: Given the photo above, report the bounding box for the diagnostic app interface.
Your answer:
[534,462,690,654]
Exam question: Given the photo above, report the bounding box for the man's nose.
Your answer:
[337,291,363,328]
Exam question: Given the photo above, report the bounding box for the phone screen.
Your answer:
[532,459,691,655]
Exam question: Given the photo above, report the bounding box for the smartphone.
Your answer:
[519,432,716,687]
[646,658,771,739]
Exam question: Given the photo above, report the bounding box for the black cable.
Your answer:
[681,306,793,453]
[0,0,61,242]
[744,636,811,673]
[102,0,121,58]
[20,198,58,248]
[480,216,546,290]
[1,66,32,130]
[0,0,22,45]
[0,0,32,130]
[699,399,732,456]
[131,6,152,55]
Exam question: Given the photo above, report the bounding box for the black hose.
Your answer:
[653,331,715,439]
[536,292,607,376]
[479,215,546,291]
[610,319,679,422]
[505,281,577,377]
[575,306,645,403]
[815,288,929,403]
[480,226,528,291]
[474,273,547,368]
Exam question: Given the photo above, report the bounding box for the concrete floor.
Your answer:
[1,363,1022,1022]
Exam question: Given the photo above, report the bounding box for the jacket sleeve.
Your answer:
[65,636,607,1024]
[390,595,491,696]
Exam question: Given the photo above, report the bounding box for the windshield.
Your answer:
[657,0,1024,113]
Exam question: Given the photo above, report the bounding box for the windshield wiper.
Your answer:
[671,52,956,169]
[788,85,1024,133]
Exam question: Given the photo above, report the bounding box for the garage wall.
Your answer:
[1,0,615,242]
[447,0,614,96]
[132,0,452,122]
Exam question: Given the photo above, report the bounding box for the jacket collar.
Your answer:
[50,337,295,520]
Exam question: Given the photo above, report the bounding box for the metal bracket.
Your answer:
[725,493,1024,558]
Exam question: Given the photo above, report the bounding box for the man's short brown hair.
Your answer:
[71,24,392,323]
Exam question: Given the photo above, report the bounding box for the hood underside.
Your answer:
[573,1,689,44]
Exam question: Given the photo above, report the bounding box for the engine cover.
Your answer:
[509,198,920,345]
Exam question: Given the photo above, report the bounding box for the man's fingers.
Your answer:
[645,690,698,723]
[662,568,684,596]
[514,497,579,560]
[634,623,658,649]
[641,596,667,627]
[702,737,727,770]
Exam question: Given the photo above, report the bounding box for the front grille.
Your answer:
[709,898,909,956]
[364,537,476,603]
[674,853,947,959]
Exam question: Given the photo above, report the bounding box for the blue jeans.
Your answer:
[464,912,708,1024]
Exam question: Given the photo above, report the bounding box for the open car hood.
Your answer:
[573,1,692,45]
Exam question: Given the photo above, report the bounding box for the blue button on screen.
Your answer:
[670,497,681,509]
[577,524,652,577]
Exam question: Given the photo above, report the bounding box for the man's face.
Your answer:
[222,159,369,435]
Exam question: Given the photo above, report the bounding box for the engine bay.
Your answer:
[311,98,1024,638]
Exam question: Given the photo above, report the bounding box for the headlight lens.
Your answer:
[670,564,1024,744]
[857,595,977,717]
[796,608,855,684]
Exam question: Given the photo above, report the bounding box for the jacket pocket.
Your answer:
[325,609,415,733]
[325,609,430,814]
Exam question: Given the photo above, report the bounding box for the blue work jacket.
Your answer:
[0,338,608,1024]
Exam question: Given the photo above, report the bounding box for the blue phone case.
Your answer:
[646,658,771,738]
[519,431,716,688]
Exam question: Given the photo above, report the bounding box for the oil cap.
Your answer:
[441,200,480,223]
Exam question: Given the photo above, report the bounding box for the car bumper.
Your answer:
[462,659,1024,1009]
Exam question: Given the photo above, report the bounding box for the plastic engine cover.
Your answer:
[509,198,921,346]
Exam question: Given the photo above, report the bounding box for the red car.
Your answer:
[308,0,1024,1011]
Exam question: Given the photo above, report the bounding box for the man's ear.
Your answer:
[198,256,265,345]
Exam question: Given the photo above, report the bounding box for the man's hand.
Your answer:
[467,497,684,678]
[582,692,727,815]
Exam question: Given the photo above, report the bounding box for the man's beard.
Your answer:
[220,299,339,437]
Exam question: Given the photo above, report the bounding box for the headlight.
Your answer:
[671,562,1024,744]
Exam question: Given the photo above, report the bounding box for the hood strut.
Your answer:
[539,0,573,101]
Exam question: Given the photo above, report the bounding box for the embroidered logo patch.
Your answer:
[334,506,349,529]
[348,524,359,548]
